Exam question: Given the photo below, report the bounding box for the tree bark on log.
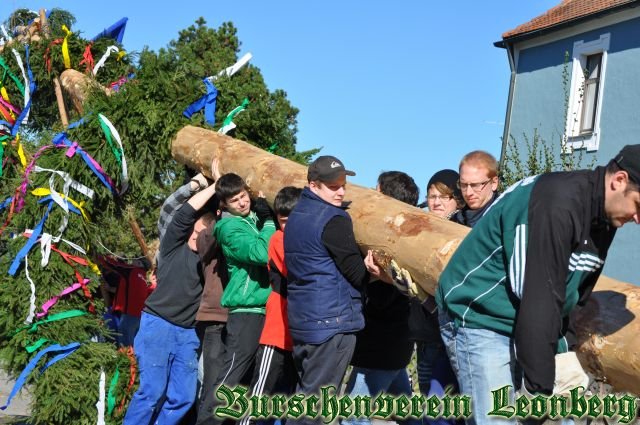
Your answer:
[171,125,468,295]
[172,125,640,394]
[59,69,111,115]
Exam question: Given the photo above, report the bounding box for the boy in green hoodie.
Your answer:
[197,172,275,425]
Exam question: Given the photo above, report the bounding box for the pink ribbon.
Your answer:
[15,145,52,212]
[65,141,79,158]
[0,98,21,115]
[36,278,90,318]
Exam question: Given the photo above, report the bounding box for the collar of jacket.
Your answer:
[590,166,609,229]
[302,186,351,210]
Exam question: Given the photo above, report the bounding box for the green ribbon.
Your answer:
[107,363,120,415]
[0,57,25,95]
[13,309,87,335]
[222,98,249,128]
[267,142,278,153]
[26,338,52,353]
[0,134,8,177]
[98,114,122,164]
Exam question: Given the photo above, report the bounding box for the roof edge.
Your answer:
[495,1,639,48]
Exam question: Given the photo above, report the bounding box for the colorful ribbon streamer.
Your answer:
[109,73,134,92]
[61,25,72,69]
[78,43,94,74]
[25,338,51,354]
[24,254,37,324]
[9,45,36,136]
[93,46,119,76]
[0,342,81,411]
[97,370,106,425]
[219,98,250,135]
[183,78,218,126]
[98,114,128,193]
[107,365,120,415]
[36,278,90,318]
[13,309,87,335]
[8,201,53,276]
[208,52,252,81]
[116,347,137,414]
[51,132,116,194]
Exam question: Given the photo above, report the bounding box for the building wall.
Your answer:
[505,15,640,284]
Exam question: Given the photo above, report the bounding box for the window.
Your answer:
[564,33,610,152]
[579,53,602,134]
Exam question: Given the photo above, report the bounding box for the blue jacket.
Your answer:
[284,187,364,344]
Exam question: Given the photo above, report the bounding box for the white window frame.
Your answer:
[564,33,610,153]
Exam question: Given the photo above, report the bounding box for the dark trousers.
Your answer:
[197,313,265,425]
[239,345,299,425]
[288,333,356,425]
[193,321,227,424]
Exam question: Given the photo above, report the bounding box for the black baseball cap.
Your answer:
[307,155,355,182]
[614,144,640,185]
[427,169,460,193]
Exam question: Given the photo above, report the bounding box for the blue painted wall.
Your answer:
[505,16,640,284]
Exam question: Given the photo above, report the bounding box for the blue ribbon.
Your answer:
[37,196,82,216]
[0,342,81,410]
[183,78,217,126]
[0,196,12,211]
[51,132,114,193]
[8,202,53,276]
[11,45,37,137]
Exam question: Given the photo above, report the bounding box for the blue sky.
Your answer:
[5,0,559,196]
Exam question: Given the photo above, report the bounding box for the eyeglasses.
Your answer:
[427,194,453,202]
[457,179,492,192]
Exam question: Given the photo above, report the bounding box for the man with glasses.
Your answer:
[452,151,500,228]
[436,145,640,425]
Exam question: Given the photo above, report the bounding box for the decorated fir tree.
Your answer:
[1,8,315,424]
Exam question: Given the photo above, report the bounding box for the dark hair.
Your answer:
[274,186,303,217]
[215,173,249,202]
[606,159,640,193]
[377,171,420,206]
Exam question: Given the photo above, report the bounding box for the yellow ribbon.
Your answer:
[116,51,126,61]
[61,25,72,69]
[15,135,26,168]
[1,86,9,102]
[86,259,101,276]
[31,187,90,221]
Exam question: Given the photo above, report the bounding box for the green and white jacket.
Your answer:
[436,167,616,394]
[214,211,276,314]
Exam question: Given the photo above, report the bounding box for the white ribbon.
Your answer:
[40,233,53,267]
[93,45,119,76]
[24,254,36,324]
[96,370,106,425]
[32,166,93,266]
[33,166,95,199]
[1,25,30,124]
[218,121,237,135]
[208,52,252,81]
[0,25,11,41]
[98,114,128,191]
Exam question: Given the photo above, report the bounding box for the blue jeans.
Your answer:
[343,367,421,425]
[118,313,141,347]
[124,312,200,425]
[416,342,460,425]
[438,314,519,425]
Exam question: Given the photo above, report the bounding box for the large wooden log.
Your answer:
[172,125,468,296]
[171,125,640,394]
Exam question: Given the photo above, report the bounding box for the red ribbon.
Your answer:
[0,103,16,125]
[78,43,95,75]
[50,245,96,314]
[116,346,137,414]
[43,39,64,74]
